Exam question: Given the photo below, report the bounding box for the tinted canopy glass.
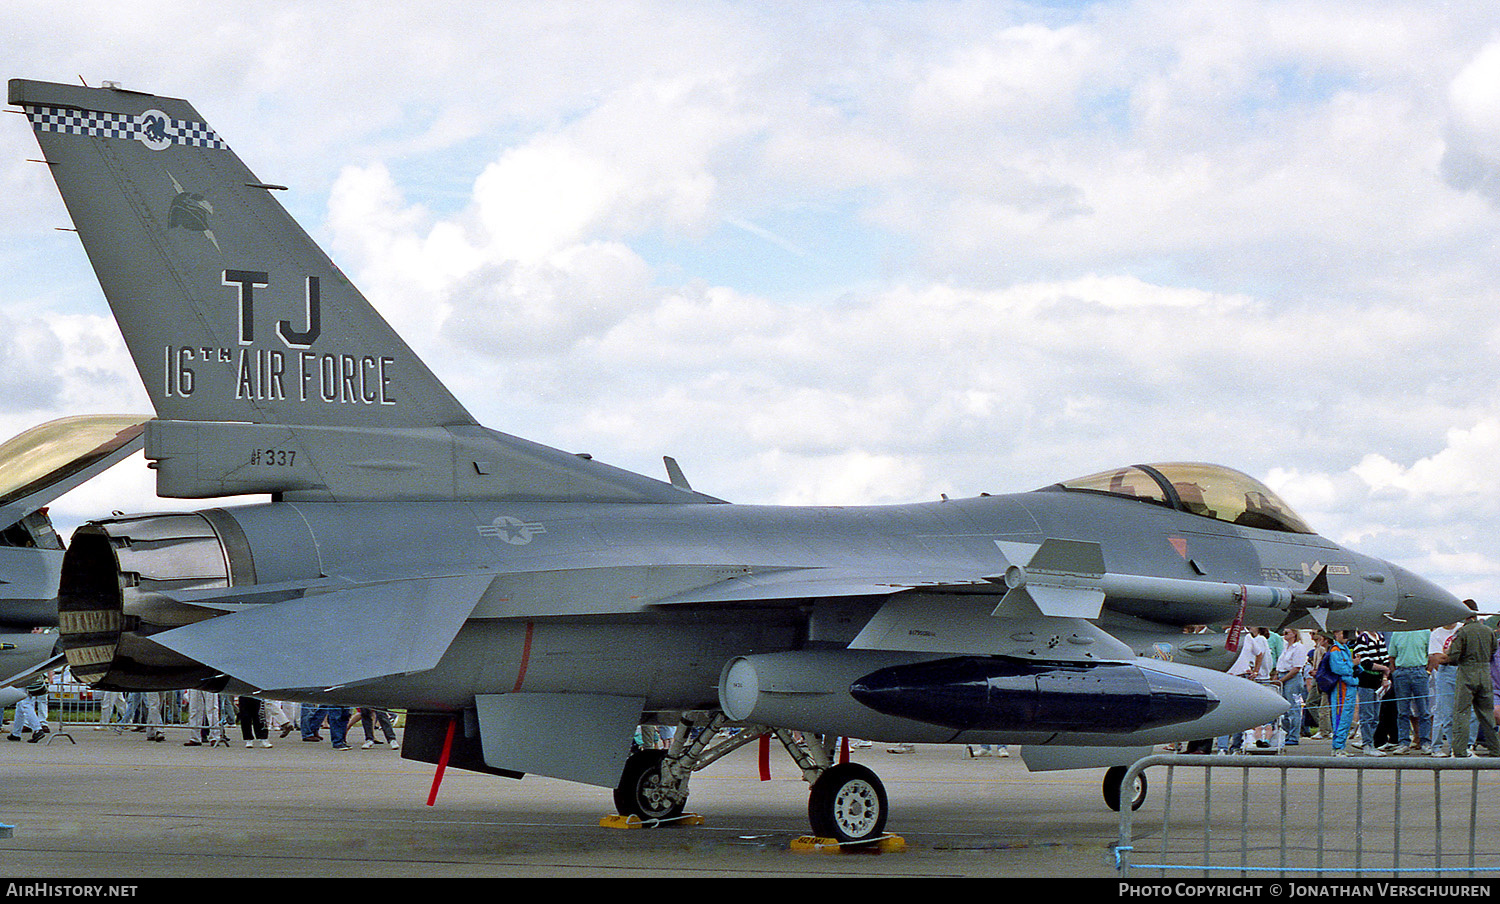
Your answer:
[0,415,148,508]
[1053,462,1314,534]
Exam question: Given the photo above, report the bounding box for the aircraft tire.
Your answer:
[613,749,687,821]
[1103,765,1147,812]
[807,762,888,843]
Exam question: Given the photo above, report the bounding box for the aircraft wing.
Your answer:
[137,538,1236,688]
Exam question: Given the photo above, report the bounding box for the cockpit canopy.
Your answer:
[1046,462,1314,535]
[0,414,148,535]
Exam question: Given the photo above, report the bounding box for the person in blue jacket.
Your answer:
[1322,631,1360,755]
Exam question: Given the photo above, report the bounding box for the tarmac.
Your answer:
[2,724,1498,880]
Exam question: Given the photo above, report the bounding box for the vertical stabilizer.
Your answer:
[9,78,473,431]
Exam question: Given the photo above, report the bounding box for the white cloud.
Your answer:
[752,448,932,507]
[1443,38,1500,204]
[1355,418,1500,498]
[473,139,624,263]
[5,0,1500,605]
[909,23,1099,131]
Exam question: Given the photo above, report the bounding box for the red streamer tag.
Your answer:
[426,717,457,806]
[1225,587,1248,653]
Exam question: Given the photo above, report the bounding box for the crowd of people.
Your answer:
[5,684,400,751]
[1194,599,1500,757]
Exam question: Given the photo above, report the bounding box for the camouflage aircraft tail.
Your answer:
[10,78,698,505]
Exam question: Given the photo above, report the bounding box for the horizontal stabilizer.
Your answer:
[150,573,494,691]
[148,575,349,611]
[0,547,65,628]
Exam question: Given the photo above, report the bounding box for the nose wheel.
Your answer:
[1103,764,1147,812]
[807,762,888,843]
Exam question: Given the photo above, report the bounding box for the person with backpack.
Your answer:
[1305,639,1330,739]
[1315,631,1360,755]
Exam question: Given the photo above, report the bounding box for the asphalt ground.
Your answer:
[4,724,1500,883]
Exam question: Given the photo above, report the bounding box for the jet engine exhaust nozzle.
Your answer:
[56,513,238,690]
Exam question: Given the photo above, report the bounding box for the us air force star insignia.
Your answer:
[478,516,547,545]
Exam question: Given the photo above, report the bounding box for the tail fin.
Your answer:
[11,79,699,505]
[10,78,472,431]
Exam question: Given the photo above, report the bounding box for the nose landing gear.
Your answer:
[807,762,888,844]
[1103,764,1148,812]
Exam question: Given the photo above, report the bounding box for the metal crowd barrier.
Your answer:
[46,674,99,741]
[1114,753,1500,878]
[6,688,404,743]
[18,681,226,742]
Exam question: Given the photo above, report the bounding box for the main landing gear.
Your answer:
[613,748,686,821]
[609,712,892,844]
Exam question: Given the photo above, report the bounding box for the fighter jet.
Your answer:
[7,78,1468,841]
[0,415,147,690]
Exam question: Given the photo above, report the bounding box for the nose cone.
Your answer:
[1391,565,1469,630]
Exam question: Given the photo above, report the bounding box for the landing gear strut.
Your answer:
[611,712,750,823]
[608,713,892,843]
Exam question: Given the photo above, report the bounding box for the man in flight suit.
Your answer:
[1444,600,1500,758]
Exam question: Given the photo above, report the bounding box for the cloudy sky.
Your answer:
[3,1,1500,601]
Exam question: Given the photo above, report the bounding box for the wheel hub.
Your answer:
[833,779,881,836]
[639,771,673,813]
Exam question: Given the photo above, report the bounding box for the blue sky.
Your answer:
[4,0,1500,603]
